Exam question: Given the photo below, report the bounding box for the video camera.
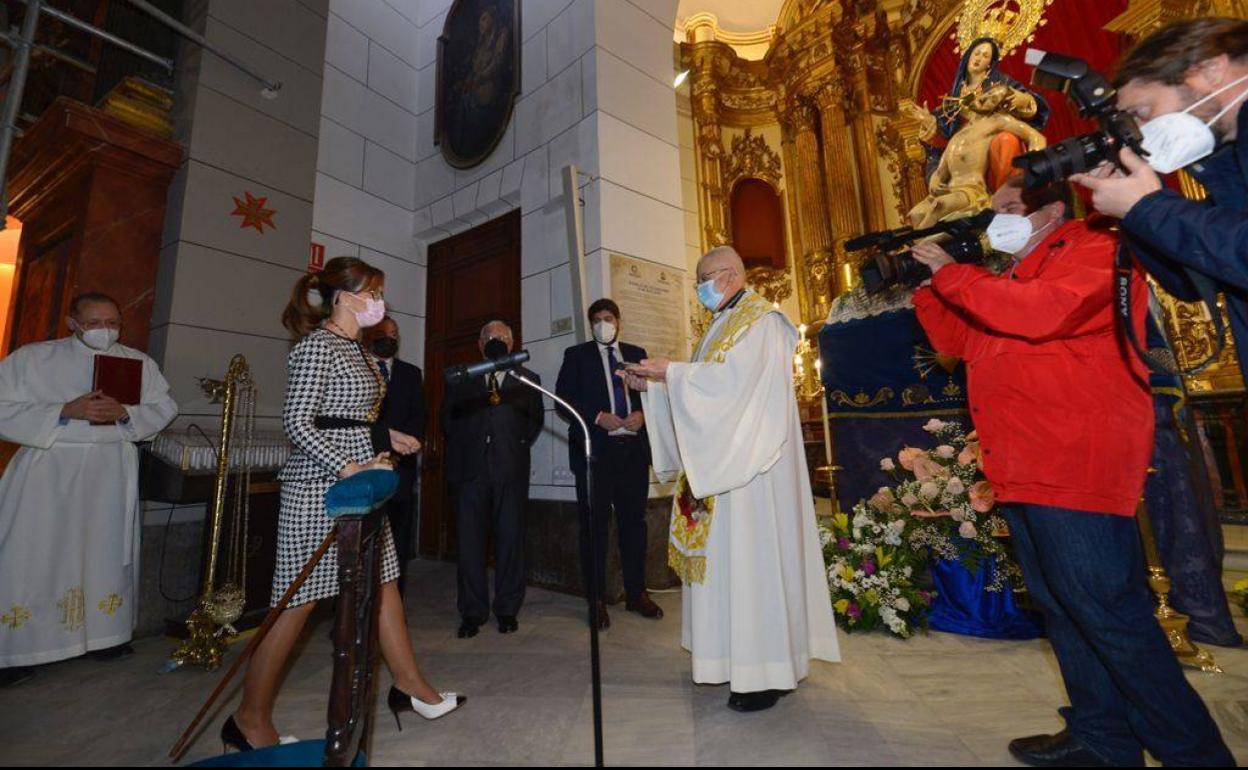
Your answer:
[852,210,996,294]
[1012,50,1147,187]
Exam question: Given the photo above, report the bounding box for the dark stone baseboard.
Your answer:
[523,495,679,602]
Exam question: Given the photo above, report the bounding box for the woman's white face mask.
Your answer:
[1139,72,1248,174]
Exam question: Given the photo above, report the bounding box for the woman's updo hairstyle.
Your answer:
[281,256,385,339]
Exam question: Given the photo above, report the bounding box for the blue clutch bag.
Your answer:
[323,468,400,518]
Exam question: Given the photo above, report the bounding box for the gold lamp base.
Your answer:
[1146,566,1222,673]
[170,605,230,672]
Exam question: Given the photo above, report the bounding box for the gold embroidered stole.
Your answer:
[668,291,775,584]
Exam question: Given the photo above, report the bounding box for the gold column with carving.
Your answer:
[784,99,836,320]
[687,43,730,250]
[813,80,865,295]
[780,123,812,320]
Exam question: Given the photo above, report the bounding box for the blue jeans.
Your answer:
[1002,504,1234,767]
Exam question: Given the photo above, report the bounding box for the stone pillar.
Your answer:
[784,99,835,320]
[813,81,864,294]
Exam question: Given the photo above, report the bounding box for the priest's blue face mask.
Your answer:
[696,267,731,312]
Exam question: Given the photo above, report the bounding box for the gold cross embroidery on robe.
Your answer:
[58,587,85,631]
[98,594,124,616]
[2,605,31,629]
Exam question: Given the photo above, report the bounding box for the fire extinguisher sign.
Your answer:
[309,242,325,273]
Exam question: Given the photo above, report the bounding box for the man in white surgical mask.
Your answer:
[909,176,1234,766]
[1070,17,1248,387]
[555,299,663,629]
[0,292,177,686]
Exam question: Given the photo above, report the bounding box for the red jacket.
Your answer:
[912,220,1152,517]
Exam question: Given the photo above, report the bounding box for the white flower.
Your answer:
[919,481,940,500]
[936,445,956,459]
[895,596,910,611]
[959,521,978,539]
[880,458,896,471]
[923,418,947,433]
[945,477,965,495]
[900,493,919,507]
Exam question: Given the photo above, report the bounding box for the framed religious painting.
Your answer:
[435,0,521,169]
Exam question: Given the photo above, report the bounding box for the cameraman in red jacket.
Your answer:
[911,178,1233,768]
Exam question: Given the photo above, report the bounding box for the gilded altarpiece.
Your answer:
[683,0,1246,392]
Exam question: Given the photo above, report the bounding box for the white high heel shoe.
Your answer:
[387,685,465,729]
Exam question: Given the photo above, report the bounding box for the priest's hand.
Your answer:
[622,411,645,432]
[389,429,422,455]
[618,369,648,392]
[631,358,671,382]
[61,390,104,421]
[86,395,129,424]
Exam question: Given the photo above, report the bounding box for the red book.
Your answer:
[92,355,142,405]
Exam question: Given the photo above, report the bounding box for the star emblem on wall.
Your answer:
[230,191,277,234]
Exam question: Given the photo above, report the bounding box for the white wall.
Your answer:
[410,0,685,501]
[150,0,330,523]
[313,0,428,367]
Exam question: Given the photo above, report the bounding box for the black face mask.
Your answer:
[483,338,508,359]
[371,337,399,359]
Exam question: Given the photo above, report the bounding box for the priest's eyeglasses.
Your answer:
[698,266,731,283]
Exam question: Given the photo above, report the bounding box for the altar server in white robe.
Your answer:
[622,246,839,712]
[0,293,177,678]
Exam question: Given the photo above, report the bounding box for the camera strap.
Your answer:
[1114,240,1226,376]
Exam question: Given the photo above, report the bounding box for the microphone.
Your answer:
[443,350,531,385]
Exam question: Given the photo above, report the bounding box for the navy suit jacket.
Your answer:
[554,339,650,476]
[1123,101,1248,383]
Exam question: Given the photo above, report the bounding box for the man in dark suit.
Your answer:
[441,320,544,637]
[555,298,663,630]
[367,316,426,600]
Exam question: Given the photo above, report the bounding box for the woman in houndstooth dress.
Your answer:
[272,326,399,606]
[227,257,463,752]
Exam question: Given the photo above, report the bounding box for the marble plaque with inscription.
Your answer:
[608,253,688,361]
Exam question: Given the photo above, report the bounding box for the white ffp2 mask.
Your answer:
[1140,72,1248,174]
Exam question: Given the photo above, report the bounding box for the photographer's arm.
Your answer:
[912,287,972,358]
[929,262,1112,342]
[1122,190,1248,292]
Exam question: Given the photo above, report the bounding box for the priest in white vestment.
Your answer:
[622,246,839,712]
[0,293,177,676]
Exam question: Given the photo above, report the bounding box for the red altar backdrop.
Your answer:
[917,0,1131,145]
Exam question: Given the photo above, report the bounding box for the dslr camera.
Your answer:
[1012,50,1147,187]
[852,210,996,294]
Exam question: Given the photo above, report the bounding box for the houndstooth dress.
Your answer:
[272,328,399,607]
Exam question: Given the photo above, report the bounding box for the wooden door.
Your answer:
[419,210,521,560]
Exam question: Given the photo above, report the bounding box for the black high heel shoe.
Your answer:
[221,715,254,752]
[387,685,465,730]
[220,715,297,752]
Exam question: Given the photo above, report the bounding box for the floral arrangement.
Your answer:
[870,418,1020,592]
[820,504,934,638]
[820,418,1027,637]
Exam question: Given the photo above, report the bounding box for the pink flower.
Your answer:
[935,445,956,459]
[969,481,995,513]
[958,441,981,467]
[911,455,949,481]
[959,521,978,539]
[861,560,877,575]
[847,603,862,619]
[898,447,924,471]
[869,487,898,513]
[900,493,920,507]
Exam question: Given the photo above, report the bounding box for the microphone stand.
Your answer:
[505,370,605,768]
